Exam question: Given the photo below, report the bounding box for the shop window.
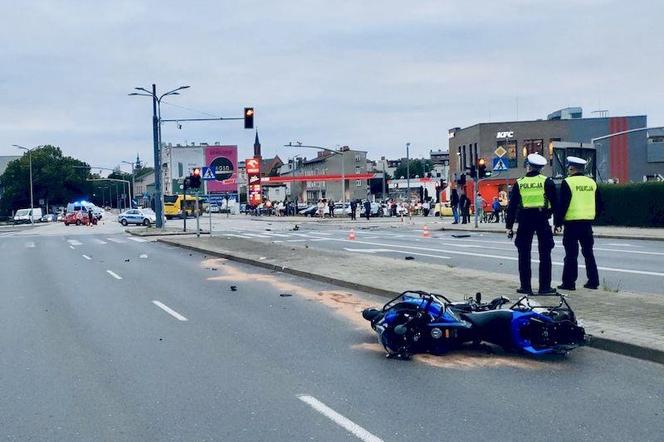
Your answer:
[549,138,561,165]
[355,166,361,174]
[522,139,544,167]
[497,140,518,168]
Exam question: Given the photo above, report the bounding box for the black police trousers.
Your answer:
[514,214,554,291]
[562,221,599,287]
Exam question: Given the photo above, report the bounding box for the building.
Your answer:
[429,149,449,182]
[448,108,663,203]
[277,147,369,203]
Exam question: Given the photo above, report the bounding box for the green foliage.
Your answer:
[595,182,664,227]
[393,159,434,180]
[0,145,92,214]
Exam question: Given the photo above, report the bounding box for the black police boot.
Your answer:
[557,284,575,291]
[583,282,599,290]
[516,287,533,295]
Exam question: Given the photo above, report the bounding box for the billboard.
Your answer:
[246,157,262,206]
[204,145,238,193]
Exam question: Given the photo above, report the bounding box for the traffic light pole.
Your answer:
[473,175,479,228]
[182,181,187,233]
[196,191,200,238]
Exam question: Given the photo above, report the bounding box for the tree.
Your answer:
[393,159,434,180]
[0,145,92,214]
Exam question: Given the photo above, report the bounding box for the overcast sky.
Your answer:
[1,0,663,169]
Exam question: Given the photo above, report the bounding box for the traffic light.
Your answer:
[244,107,254,129]
[189,168,201,189]
[478,158,489,179]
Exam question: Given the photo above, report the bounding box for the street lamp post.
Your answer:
[406,142,411,202]
[284,142,346,213]
[13,145,34,224]
[129,84,190,228]
[121,160,135,208]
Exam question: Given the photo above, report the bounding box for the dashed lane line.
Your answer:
[106,270,123,280]
[297,395,383,442]
[152,300,188,321]
[25,241,35,248]
[106,237,125,243]
[127,237,148,242]
[82,254,92,260]
[67,239,83,246]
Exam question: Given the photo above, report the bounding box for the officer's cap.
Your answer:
[527,153,547,167]
[566,156,587,167]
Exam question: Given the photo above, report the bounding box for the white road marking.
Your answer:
[25,241,35,248]
[593,247,664,256]
[69,245,76,250]
[152,300,188,321]
[264,232,289,237]
[606,243,636,247]
[223,233,252,239]
[286,239,308,242]
[333,238,664,277]
[309,231,332,235]
[106,237,125,243]
[139,254,148,259]
[106,270,123,280]
[243,233,271,238]
[67,239,83,246]
[128,237,147,242]
[82,254,92,260]
[297,395,383,442]
[344,247,451,260]
[94,239,108,244]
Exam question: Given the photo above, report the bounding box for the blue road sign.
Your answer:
[492,157,509,171]
[201,166,216,180]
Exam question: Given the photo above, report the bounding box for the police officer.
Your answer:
[506,153,557,295]
[554,156,602,290]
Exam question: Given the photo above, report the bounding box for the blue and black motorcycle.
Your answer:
[362,291,587,359]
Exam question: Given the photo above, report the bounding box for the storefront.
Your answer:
[448,109,655,207]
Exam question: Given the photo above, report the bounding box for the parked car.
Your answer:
[333,203,352,216]
[363,202,383,217]
[299,205,318,217]
[117,208,156,226]
[13,208,43,224]
[64,211,92,226]
[206,204,221,213]
[40,214,57,223]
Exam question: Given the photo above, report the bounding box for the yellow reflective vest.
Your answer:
[517,175,548,209]
[564,175,596,221]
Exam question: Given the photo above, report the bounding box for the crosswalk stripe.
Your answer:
[67,239,83,246]
[128,237,147,242]
[106,237,125,243]
[243,233,270,238]
[94,239,108,244]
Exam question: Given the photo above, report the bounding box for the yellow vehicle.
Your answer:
[164,194,204,219]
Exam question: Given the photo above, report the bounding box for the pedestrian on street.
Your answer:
[422,199,430,217]
[554,156,602,290]
[459,192,471,224]
[363,200,371,220]
[475,193,485,223]
[88,208,94,227]
[450,188,460,224]
[317,199,325,218]
[391,200,398,217]
[350,199,357,220]
[506,153,557,295]
[491,197,501,223]
[328,199,335,218]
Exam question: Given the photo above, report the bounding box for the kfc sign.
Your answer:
[496,131,514,139]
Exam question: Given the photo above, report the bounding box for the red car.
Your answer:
[64,211,96,226]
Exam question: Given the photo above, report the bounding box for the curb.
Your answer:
[160,238,664,366]
[126,229,210,237]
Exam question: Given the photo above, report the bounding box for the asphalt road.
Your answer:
[1,227,663,441]
[211,222,664,295]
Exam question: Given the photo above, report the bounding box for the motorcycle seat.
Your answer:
[460,310,513,330]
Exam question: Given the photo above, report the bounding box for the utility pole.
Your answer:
[382,161,387,199]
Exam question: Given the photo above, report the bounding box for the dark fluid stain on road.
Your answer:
[201,258,567,371]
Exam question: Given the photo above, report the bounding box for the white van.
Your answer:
[13,208,43,224]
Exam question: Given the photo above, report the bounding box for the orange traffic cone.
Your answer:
[422,225,431,238]
[348,228,356,240]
